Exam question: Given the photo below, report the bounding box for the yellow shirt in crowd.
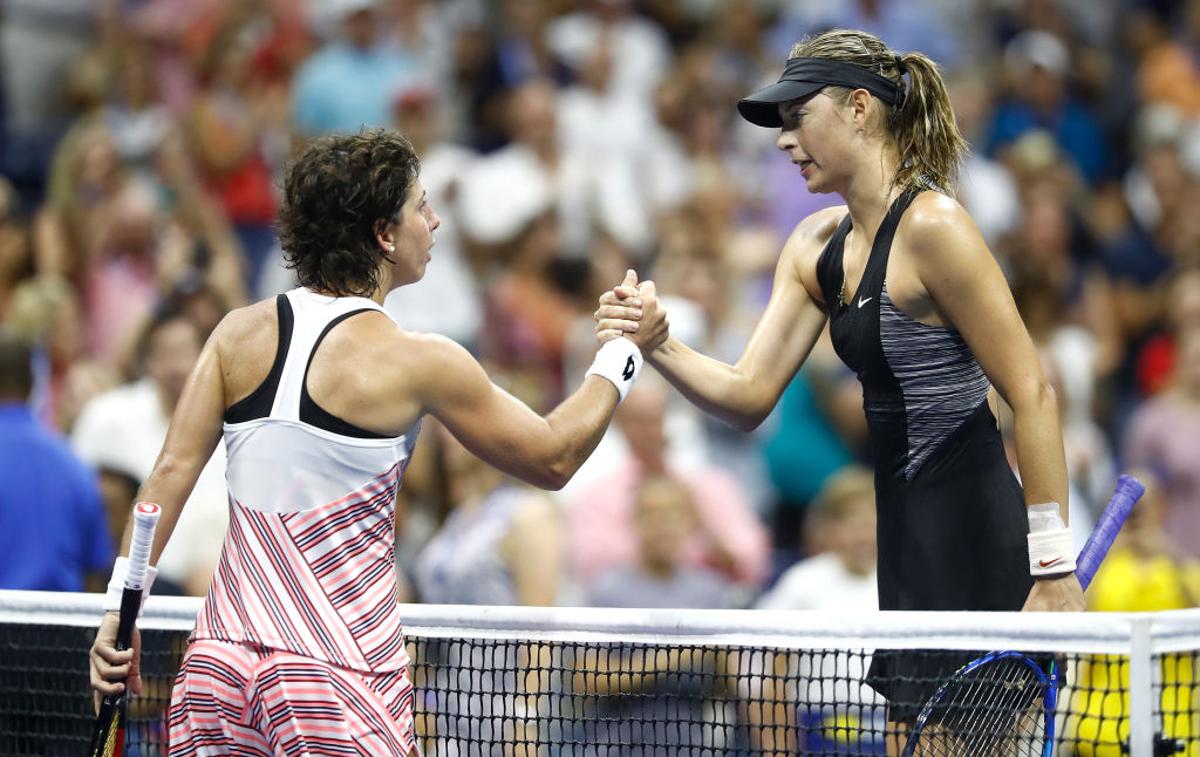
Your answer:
[1066,549,1200,757]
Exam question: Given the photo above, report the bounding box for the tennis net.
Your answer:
[0,590,1196,756]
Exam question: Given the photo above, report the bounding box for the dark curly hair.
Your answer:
[277,129,421,297]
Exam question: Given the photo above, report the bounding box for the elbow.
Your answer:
[722,377,773,433]
[729,409,770,433]
[726,396,773,433]
[1012,375,1060,420]
[536,457,574,491]
[151,451,186,480]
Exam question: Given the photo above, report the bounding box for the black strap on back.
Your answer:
[299,309,391,440]
[224,295,293,423]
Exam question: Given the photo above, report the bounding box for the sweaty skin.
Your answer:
[90,181,635,734]
[594,89,1083,615]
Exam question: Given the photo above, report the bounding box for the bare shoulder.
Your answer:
[379,328,481,394]
[897,191,983,253]
[388,328,471,368]
[784,205,847,253]
[782,204,846,298]
[210,297,278,352]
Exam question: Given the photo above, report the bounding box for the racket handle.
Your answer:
[125,502,160,591]
[1075,475,1144,591]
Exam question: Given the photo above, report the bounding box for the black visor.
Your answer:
[737,57,905,128]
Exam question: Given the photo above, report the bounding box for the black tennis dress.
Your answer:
[815,190,1033,717]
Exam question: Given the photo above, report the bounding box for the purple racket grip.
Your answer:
[1075,475,1144,591]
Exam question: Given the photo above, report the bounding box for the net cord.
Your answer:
[2,590,1199,655]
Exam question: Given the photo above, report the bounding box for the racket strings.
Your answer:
[914,658,1048,756]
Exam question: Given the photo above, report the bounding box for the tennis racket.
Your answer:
[88,502,161,757]
[901,475,1145,757]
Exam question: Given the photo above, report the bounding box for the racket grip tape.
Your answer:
[125,502,160,591]
[1075,475,1144,591]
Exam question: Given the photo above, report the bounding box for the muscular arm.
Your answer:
[91,323,227,700]
[905,195,1069,517]
[412,335,622,490]
[123,330,227,564]
[641,213,836,431]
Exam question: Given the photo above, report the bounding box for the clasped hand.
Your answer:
[594,269,670,354]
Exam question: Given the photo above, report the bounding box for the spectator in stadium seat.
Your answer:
[573,475,740,754]
[587,473,740,609]
[544,0,672,105]
[0,178,32,318]
[749,465,885,757]
[291,0,419,137]
[383,83,482,350]
[986,30,1110,184]
[755,465,878,612]
[0,329,112,592]
[414,422,563,606]
[72,302,228,596]
[565,376,770,593]
[1086,469,1200,612]
[1124,322,1200,558]
[5,275,101,431]
[184,24,282,297]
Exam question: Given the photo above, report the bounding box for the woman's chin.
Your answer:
[803,177,836,195]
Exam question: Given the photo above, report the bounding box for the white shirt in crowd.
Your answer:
[71,378,228,590]
[755,552,878,612]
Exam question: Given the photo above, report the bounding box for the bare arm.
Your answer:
[906,195,1068,516]
[598,212,838,431]
[127,333,227,564]
[90,323,226,700]
[413,335,624,490]
[904,194,1081,612]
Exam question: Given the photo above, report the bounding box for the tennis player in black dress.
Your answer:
[594,28,1085,747]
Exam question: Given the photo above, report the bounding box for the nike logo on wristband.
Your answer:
[1038,557,1064,569]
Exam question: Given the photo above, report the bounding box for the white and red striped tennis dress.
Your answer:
[169,288,420,756]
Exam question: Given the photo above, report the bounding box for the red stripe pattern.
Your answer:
[192,464,409,673]
[169,639,416,755]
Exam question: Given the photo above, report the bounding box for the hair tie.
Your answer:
[893,54,908,108]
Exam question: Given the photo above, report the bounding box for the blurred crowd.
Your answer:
[0,0,1198,621]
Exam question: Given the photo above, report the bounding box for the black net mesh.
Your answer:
[0,618,1197,755]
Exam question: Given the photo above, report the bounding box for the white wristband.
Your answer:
[586,337,643,403]
[103,556,159,615]
[1027,502,1075,577]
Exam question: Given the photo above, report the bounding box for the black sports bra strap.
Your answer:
[815,214,854,309]
[300,308,390,439]
[859,189,921,298]
[224,295,293,423]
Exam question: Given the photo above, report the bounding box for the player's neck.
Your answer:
[365,266,392,305]
[840,145,902,239]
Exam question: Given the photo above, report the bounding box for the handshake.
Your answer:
[593,269,670,355]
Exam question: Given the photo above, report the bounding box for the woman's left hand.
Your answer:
[1021,574,1086,612]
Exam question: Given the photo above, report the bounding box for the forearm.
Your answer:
[1011,382,1070,522]
[649,337,770,431]
[116,452,210,566]
[535,377,621,489]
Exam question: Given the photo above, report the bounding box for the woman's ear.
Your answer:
[850,88,873,130]
[374,219,397,253]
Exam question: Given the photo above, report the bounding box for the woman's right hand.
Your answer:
[595,269,670,355]
[89,611,142,713]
